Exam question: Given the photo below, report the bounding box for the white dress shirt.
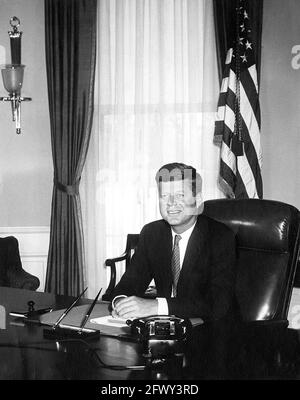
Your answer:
[157,222,197,314]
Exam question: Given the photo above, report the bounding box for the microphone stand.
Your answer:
[43,288,102,340]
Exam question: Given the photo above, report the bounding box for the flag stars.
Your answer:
[240,54,247,63]
[240,23,245,32]
[244,10,249,19]
[245,40,252,49]
[239,37,244,44]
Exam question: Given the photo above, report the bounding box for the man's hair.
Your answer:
[155,162,202,196]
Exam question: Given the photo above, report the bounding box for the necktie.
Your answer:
[171,234,182,297]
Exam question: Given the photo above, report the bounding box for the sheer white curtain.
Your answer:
[81,0,223,298]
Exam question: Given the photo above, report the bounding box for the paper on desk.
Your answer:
[40,304,131,336]
[90,315,129,327]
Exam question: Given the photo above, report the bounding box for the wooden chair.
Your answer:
[102,234,139,301]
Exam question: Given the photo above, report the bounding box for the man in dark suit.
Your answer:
[111,162,236,320]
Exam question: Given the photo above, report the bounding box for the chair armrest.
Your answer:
[241,319,289,328]
[6,267,40,291]
[102,254,127,301]
[234,319,289,340]
[105,254,127,265]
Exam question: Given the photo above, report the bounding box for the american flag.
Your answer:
[214,0,263,199]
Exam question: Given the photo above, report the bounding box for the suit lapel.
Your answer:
[165,227,173,294]
[177,216,207,290]
[155,221,173,295]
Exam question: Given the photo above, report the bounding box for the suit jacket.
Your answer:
[111,214,236,320]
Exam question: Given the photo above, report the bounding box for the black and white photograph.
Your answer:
[0,0,299,385]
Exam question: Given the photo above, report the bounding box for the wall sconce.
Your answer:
[0,17,31,134]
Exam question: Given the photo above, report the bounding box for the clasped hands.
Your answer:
[112,296,158,319]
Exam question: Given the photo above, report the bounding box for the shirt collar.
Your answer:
[171,221,197,241]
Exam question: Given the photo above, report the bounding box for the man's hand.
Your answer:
[112,296,158,319]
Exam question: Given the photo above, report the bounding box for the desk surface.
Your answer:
[0,287,142,380]
[1,286,300,380]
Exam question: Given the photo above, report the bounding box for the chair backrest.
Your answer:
[123,234,140,270]
[203,198,300,322]
[0,236,40,290]
[102,234,140,300]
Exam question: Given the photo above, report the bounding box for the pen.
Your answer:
[78,288,102,333]
[52,287,88,330]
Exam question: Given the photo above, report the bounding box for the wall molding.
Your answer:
[0,226,50,234]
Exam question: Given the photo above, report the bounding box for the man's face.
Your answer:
[158,179,201,233]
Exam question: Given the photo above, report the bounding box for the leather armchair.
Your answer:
[203,199,300,323]
[102,198,300,324]
[0,236,40,291]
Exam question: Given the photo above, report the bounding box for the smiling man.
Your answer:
[110,162,236,320]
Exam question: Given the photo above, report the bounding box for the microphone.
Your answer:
[78,288,102,334]
[52,287,88,330]
[43,287,101,340]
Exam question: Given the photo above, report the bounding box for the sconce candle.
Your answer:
[8,16,22,65]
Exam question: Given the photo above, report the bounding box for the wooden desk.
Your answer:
[0,286,300,380]
[0,287,143,380]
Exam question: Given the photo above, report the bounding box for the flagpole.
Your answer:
[233,0,243,157]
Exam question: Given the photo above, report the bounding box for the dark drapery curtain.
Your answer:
[45,0,97,296]
[213,0,263,86]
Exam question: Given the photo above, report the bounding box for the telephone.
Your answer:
[127,315,191,358]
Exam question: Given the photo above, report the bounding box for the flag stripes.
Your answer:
[214,0,262,199]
